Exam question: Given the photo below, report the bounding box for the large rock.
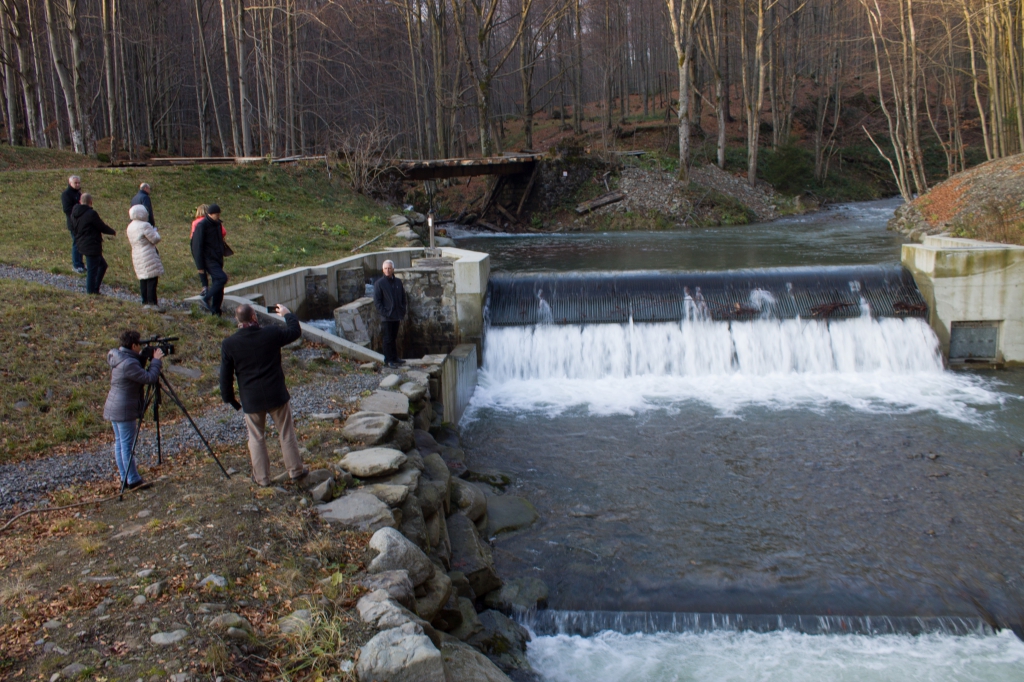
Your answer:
[467,610,532,673]
[356,570,416,611]
[441,638,514,682]
[418,452,451,519]
[361,390,410,417]
[357,622,445,682]
[356,589,441,646]
[485,496,538,537]
[400,494,428,550]
[317,492,396,532]
[414,429,441,455]
[368,526,436,587]
[363,483,410,506]
[448,571,475,600]
[450,597,484,642]
[341,411,396,445]
[451,478,487,522]
[400,382,428,401]
[414,571,453,623]
[339,448,407,478]
[465,469,513,490]
[482,578,549,614]
[447,513,501,597]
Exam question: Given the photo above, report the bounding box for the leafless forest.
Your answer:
[1,0,1023,195]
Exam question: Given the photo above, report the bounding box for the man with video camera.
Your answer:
[219,304,307,486]
[104,330,164,490]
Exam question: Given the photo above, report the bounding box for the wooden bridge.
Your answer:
[391,153,544,180]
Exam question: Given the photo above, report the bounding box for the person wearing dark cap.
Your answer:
[190,204,228,315]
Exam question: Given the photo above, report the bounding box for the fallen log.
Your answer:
[576,191,626,215]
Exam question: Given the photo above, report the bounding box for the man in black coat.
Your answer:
[61,175,85,273]
[70,193,115,295]
[130,182,154,226]
[219,303,307,486]
[190,204,227,315]
[372,259,407,368]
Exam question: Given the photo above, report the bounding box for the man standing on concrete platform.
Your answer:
[61,175,85,273]
[373,259,407,368]
[219,303,308,486]
[130,182,154,226]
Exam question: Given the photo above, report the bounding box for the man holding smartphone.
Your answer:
[219,303,307,486]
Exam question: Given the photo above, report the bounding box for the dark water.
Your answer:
[457,199,1024,622]
[454,199,907,273]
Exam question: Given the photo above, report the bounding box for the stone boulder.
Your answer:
[316,492,396,532]
[362,483,410,507]
[414,571,453,623]
[382,418,415,452]
[400,382,428,402]
[356,589,441,647]
[451,478,487,522]
[485,496,538,537]
[356,570,416,611]
[414,429,441,455]
[339,448,407,478]
[447,513,501,597]
[334,297,379,348]
[482,578,549,614]
[465,469,514,490]
[380,373,402,389]
[441,638,514,682]
[467,610,532,673]
[368,526,436,587]
[390,214,411,227]
[400,494,428,550]
[341,411,396,445]
[357,623,445,682]
[361,390,410,418]
[449,597,484,641]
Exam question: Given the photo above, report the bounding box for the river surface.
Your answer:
[454,199,1024,679]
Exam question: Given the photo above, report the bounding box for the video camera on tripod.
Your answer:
[139,335,177,361]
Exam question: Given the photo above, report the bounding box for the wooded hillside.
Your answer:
[0,0,1020,198]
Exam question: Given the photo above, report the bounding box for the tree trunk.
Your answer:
[236,0,253,156]
[42,0,82,152]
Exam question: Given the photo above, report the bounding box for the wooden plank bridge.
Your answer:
[391,153,543,180]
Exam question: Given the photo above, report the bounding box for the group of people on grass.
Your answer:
[61,175,230,315]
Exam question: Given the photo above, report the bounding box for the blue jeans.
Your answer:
[85,255,107,294]
[69,229,84,270]
[111,420,142,485]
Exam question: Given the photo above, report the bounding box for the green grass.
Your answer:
[0,159,397,298]
[0,277,363,464]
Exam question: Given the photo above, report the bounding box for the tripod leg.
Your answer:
[119,385,156,500]
[154,402,162,465]
[159,373,231,479]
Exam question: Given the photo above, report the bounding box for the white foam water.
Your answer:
[527,629,1024,682]
[474,318,1008,421]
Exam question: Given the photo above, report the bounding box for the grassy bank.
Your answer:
[0,162,397,298]
[0,278,363,464]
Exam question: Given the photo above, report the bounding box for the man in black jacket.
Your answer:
[372,259,407,368]
[61,175,85,273]
[219,303,307,486]
[190,204,227,315]
[70,193,115,295]
[130,182,155,226]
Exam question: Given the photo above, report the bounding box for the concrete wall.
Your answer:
[442,344,478,425]
[440,247,490,354]
[902,236,1024,364]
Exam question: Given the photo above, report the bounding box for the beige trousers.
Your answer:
[242,401,305,485]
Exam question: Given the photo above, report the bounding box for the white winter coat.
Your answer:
[126,219,164,279]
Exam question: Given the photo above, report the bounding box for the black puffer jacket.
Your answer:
[71,204,115,257]
[190,215,224,271]
[103,348,162,422]
[373,274,407,321]
[61,186,81,230]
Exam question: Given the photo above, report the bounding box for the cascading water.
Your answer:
[458,203,1024,681]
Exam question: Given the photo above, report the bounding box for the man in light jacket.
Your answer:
[104,330,163,490]
[130,182,155,227]
[219,304,307,486]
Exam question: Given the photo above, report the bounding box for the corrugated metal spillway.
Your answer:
[486,265,927,326]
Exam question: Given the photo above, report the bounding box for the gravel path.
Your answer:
[0,263,188,310]
[0,264,385,510]
[0,372,382,510]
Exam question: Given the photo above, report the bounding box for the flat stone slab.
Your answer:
[317,492,396,531]
[360,390,410,417]
[339,448,407,478]
[362,483,410,506]
[485,496,538,537]
[342,411,397,445]
[151,630,188,646]
[400,382,427,401]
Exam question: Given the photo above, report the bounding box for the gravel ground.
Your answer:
[690,163,780,221]
[0,263,188,311]
[0,264,385,510]
[594,166,690,218]
[0,371,382,510]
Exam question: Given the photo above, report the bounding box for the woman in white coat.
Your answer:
[126,204,164,310]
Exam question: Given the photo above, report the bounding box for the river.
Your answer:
[454,199,1024,680]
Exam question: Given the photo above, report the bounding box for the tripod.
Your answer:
[121,371,230,499]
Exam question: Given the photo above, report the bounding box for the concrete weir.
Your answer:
[902,236,1024,365]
